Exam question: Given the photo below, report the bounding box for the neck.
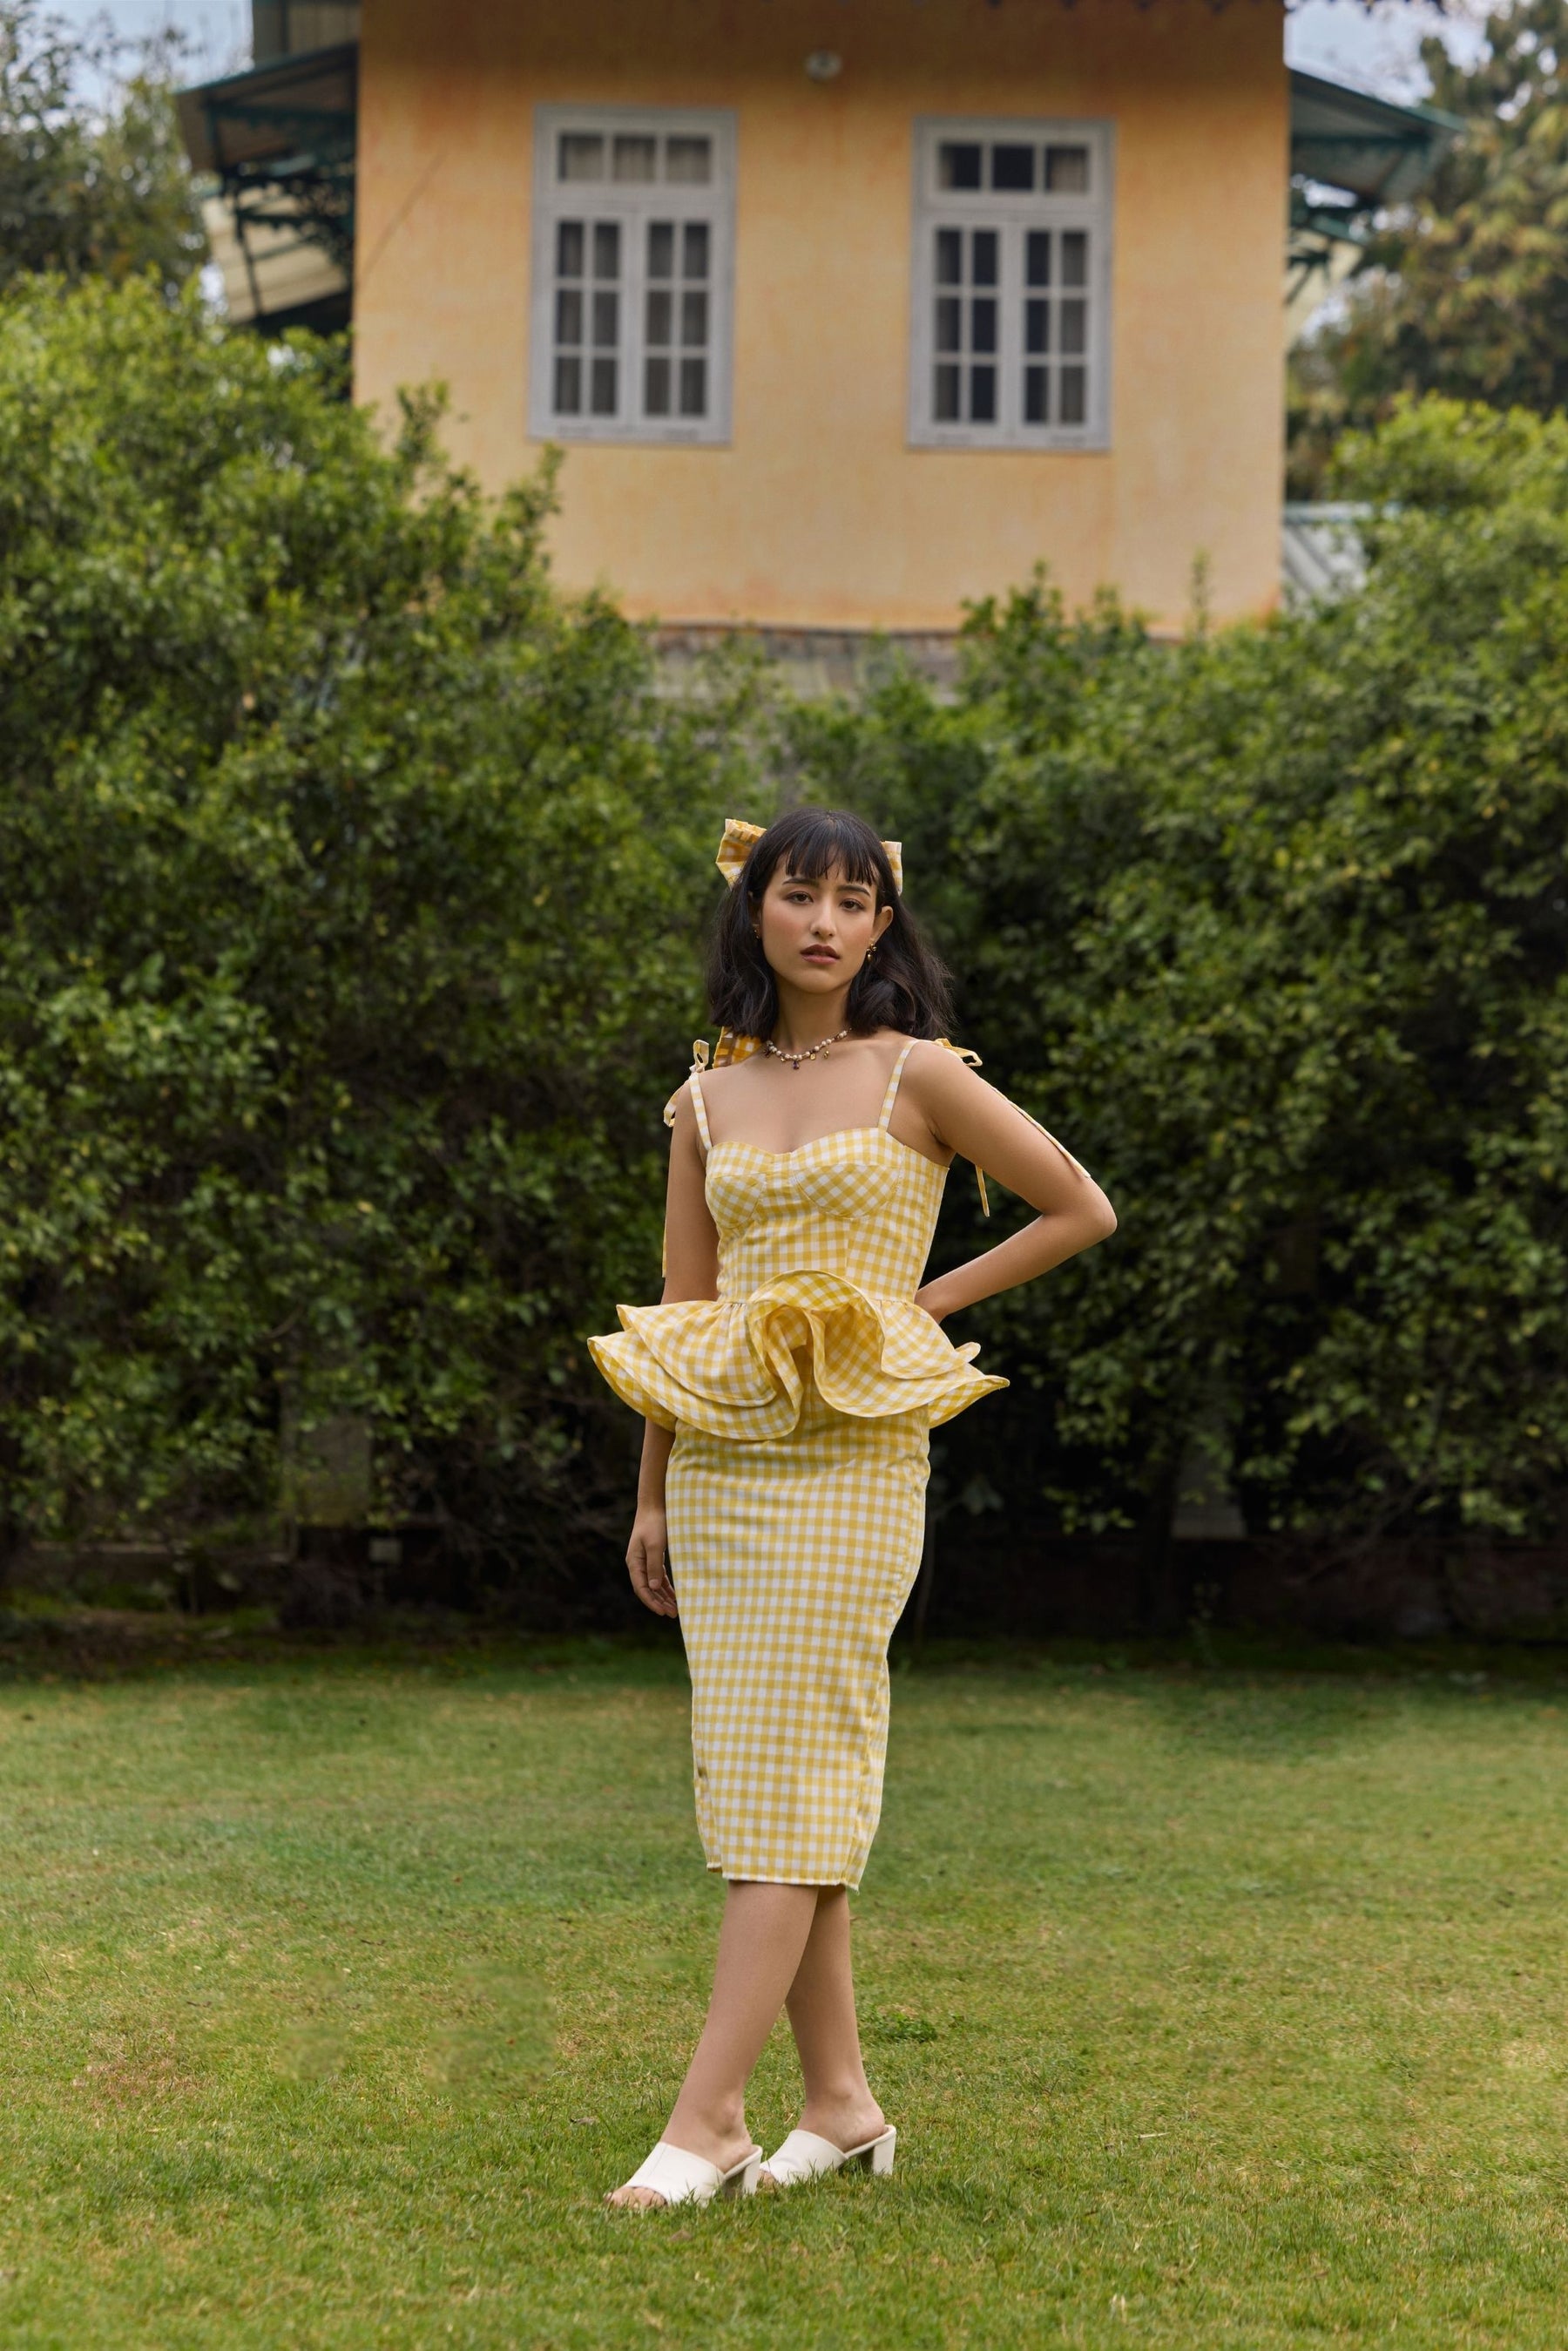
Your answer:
[771,978,854,1055]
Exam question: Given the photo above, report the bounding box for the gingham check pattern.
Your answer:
[667,1395,929,1887]
[589,1044,1007,1440]
[587,1041,1008,1886]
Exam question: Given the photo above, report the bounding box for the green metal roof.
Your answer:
[177,42,356,327]
[1288,64,1462,247]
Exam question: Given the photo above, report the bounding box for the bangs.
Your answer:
[765,810,886,896]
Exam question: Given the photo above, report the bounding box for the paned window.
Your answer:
[909,119,1112,449]
[530,108,734,445]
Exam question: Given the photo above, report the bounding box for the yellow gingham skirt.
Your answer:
[666,1383,929,1888]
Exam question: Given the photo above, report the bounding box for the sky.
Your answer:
[51,0,250,83]
[1286,0,1495,96]
[47,0,1499,100]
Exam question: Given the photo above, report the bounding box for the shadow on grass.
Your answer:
[0,1599,688,1687]
[2,1601,1566,1707]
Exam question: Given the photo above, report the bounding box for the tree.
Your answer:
[1290,1,1568,492]
[0,1,206,297]
[777,399,1568,1573]
[0,273,747,1595]
[7,279,1568,1622]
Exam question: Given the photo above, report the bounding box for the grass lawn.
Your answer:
[3,1628,1568,2348]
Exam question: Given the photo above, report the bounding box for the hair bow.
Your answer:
[715,815,903,896]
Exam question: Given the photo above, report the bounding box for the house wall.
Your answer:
[354,0,1288,633]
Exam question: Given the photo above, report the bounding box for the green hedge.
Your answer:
[0,276,751,1587]
[780,399,1568,1549]
[2,274,1565,1592]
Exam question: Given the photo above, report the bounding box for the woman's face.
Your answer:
[754,858,894,999]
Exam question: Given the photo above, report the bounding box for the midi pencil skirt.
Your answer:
[665,1389,930,1889]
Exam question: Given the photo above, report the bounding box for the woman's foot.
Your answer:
[760,2097,887,2187]
[606,2124,760,2211]
[798,2095,888,2153]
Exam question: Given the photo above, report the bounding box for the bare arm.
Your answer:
[626,1088,719,1618]
[902,1045,1117,1324]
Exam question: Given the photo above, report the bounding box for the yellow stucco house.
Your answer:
[181,2,1452,649]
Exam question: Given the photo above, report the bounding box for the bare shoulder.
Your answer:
[695,1059,750,1102]
[901,1035,985,1104]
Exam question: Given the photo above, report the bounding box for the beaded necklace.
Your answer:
[763,1026,851,1073]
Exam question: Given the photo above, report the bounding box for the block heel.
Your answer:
[761,2124,897,2189]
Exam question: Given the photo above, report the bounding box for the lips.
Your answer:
[802,948,840,964]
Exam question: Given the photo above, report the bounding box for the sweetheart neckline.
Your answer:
[705,1127,950,1175]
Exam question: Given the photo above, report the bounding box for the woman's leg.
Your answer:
[609,1879,818,2208]
[770,1885,886,2161]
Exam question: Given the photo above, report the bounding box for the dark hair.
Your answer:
[706,807,955,1041]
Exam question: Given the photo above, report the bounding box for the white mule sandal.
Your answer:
[760,2124,897,2189]
[608,2140,763,2209]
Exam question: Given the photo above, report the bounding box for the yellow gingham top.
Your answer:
[588,1040,1008,1440]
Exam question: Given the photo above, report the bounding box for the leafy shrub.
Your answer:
[3,277,1565,1609]
[0,275,747,1590]
[779,398,1568,1550]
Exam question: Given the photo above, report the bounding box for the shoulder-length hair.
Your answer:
[706,807,955,1041]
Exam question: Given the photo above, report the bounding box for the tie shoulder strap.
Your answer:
[933,1035,990,1215]
[660,1047,714,1277]
[877,1039,919,1130]
[686,1068,713,1155]
[665,1038,715,1141]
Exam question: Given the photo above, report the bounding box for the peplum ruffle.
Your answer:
[587,1270,1007,1440]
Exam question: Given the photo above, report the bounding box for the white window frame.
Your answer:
[529,104,736,448]
[908,115,1113,452]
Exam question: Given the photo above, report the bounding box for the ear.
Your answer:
[874,901,895,943]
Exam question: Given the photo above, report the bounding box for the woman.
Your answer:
[588,808,1116,2210]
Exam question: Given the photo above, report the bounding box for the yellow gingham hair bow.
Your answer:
[715,815,903,896]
